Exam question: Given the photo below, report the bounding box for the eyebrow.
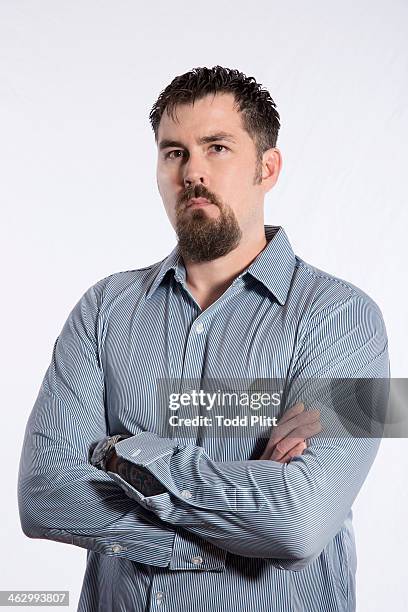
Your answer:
[158,131,237,151]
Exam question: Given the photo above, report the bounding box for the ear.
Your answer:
[261,148,282,192]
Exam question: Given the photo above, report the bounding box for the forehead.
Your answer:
[157,92,246,140]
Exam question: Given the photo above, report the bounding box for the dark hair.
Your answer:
[149,66,280,164]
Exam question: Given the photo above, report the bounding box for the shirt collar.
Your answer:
[146,225,296,306]
[245,225,296,305]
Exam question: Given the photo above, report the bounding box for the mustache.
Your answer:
[178,185,219,208]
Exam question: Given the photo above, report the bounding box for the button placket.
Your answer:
[182,279,244,380]
[179,318,208,392]
[195,321,204,333]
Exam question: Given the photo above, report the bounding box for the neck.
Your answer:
[182,224,268,310]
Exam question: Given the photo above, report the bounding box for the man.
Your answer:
[18,66,389,611]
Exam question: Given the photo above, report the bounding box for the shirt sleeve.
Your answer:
[107,293,390,571]
[17,279,177,567]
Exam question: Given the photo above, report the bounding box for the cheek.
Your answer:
[157,161,175,185]
[161,195,175,216]
[162,194,178,226]
[221,169,252,204]
[157,173,177,210]
[221,158,253,187]
[156,170,166,193]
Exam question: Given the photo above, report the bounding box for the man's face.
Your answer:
[156,92,268,262]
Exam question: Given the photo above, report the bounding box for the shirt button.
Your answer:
[111,544,122,553]
[191,555,203,565]
[180,489,192,499]
[156,592,163,600]
[195,322,204,333]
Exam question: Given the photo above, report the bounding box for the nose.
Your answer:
[184,176,205,188]
[183,153,209,190]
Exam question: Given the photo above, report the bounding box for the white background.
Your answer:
[1,1,407,610]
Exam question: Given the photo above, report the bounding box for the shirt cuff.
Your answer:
[108,432,229,571]
[113,432,265,513]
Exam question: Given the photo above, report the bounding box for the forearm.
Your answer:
[107,416,381,567]
[124,295,388,566]
[18,389,175,567]
[19,279,228,572]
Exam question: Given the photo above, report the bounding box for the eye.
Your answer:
[164,150,184,160]
[210,144,228,153]
[163,144,229,160]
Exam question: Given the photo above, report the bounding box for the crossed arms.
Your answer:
[17,281,389,570]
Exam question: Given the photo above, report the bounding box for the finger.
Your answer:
[277,402,305,425]
[259,402,305,460]
[259,416,320,460]
[270,421,322,461]
[265,409,320,452]
[281,441,307,463]
[258,405,320,460]
[270,437,306,461]
[278,420,323,445]
[259,429,292,460]
[258,405,307,459]
[281,421,322,447]
[280,441,308,463]
[273,408,320,441]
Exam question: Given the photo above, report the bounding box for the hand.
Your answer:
[258,402,322,463]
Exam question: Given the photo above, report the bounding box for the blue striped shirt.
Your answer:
[18,225,389,611]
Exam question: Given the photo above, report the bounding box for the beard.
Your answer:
[174,157,262,263]
[175,194,242,263]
